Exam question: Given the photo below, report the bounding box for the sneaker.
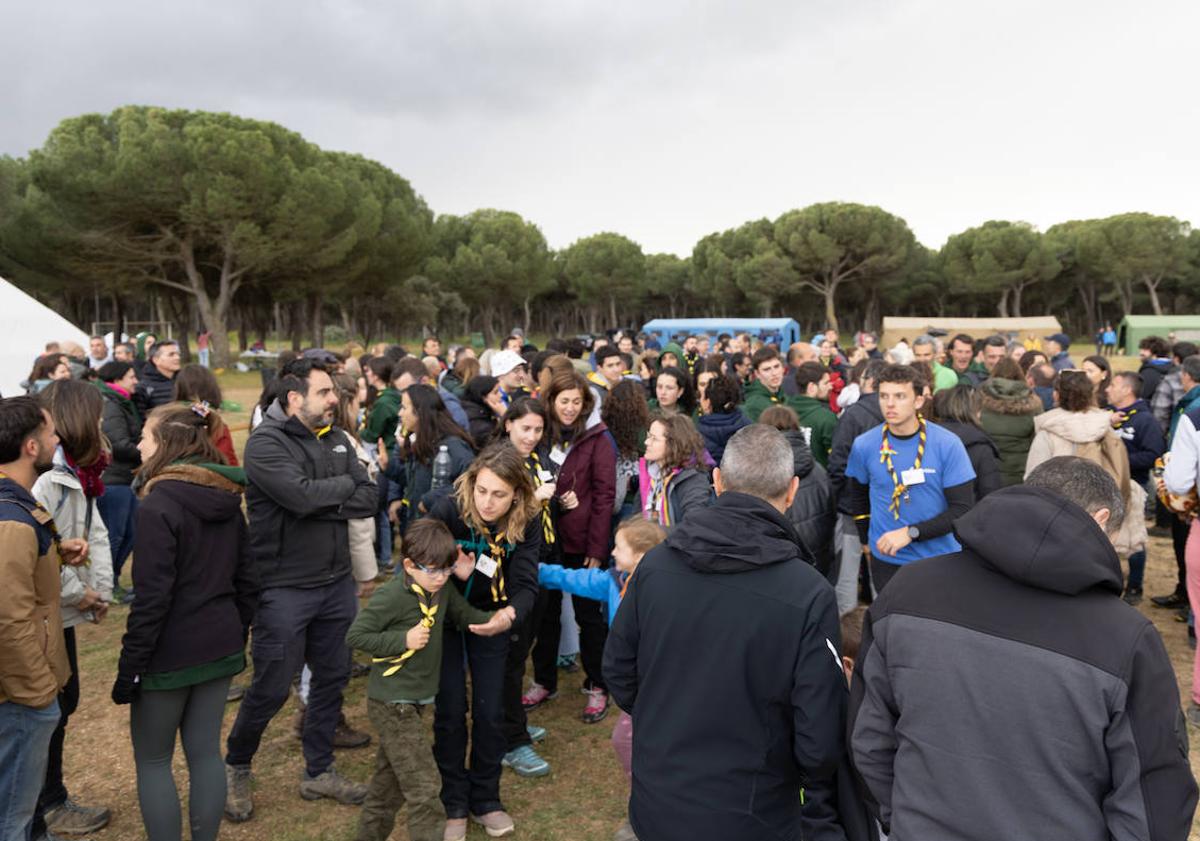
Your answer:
[43,798,110,835]
[224,764,254,822]
[443,818,469,841]
[1122,587,1143,606]
[1152,591,1188,609]
[521,682,557,710]
[333,713,372,749]
[299,766,367,804]
[582,687,609,724]
[526,723,547,743]
[614,818,639,841]
[502,745,550,777]
[470,810,515,837]
[1188,704,1200,728]
[226,684,245,703]
[557,653,580,672]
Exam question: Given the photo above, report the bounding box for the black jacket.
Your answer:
[695,410,751,464]
[117,464,256,679]
[385,434,475,520]
[99,384,142,486]
[849,486,1198,840]
[1111,398,1167,485]
[782,430,837,578]
[1138,358,1177,402]
[828,392,883,514]
[244,402,378,589]
[133,362,175,417]
[937,420,1003,500]
[604,491,849,841]
[426,494,541,624]
[461,395,499,448]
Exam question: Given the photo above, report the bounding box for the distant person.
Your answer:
[87,335,111,370]
[134,340,182,416]
[1044,332,1076,372]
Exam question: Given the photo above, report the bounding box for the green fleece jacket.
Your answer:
[788,395,837,467]
[741,379,787,422]
[363,387,402,450]
[346,575,494,704]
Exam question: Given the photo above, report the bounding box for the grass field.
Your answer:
[60,359,1200,840]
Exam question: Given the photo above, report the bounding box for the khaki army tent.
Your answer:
[880,316,1064,350]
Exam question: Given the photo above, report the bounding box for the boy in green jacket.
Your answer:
[789,361,838,467]
[346,519,514,841]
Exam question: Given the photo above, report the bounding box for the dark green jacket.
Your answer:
[363,387,402,450]
[978,377,1043,487]
[741,379,787,422]
[788,395,837,468]
[347,575,493,704]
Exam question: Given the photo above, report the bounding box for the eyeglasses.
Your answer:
[413,563,453,578]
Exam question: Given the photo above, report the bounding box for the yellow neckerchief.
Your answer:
[0,469,65,561]
[472,525,511,604]
[528,452,556,545]
[372,581,439,676]
[879,415,927,520]
[315,424,332,439]
[1111,405,1138,429]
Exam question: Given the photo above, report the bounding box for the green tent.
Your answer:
[1119,314,1200,354]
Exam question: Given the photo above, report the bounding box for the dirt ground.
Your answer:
[58,369,1200,840]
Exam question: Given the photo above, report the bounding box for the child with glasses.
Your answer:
[346,519,516,841]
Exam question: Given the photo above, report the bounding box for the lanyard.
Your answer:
[528,453,556,545]
[466,526,512,604]
[372,582,439,676]
[879,416,926,520]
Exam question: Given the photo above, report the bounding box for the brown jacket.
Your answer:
[0,478,70,708]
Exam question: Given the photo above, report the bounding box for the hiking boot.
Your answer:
[582,687,609,724]
[224,764,254,822]
[1122,586,1143,606]
[299,766,367,804]
[526,723,547,743]
[334,713,371,749]
[521,682,557,710]
[226,683,245,703]
[1152,591,1188,609]
[43,798,110,835]
[470,810,515,837]
[557,653,580,672]
[1188,704,1200,728]
[443,818,469,841]
[502,745,550,777]
[614,818,639,841]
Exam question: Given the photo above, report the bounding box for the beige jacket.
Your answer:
[0,490,71,707]
[1025,408,1147,554]
[345,431,379,584]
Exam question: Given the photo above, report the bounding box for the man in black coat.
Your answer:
[849,457,1197,840]
[224,359,378,820]
[604,424,851,841]
[826,358,886,613]
[132,340,181,416]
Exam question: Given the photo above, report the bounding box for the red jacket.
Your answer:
[556,422,617,560]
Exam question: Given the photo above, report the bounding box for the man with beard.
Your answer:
[0,397,90,840]
[224,359,379,822]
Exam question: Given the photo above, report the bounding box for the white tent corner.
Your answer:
[0,276,91,398]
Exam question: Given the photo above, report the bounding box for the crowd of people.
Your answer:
[0,323,1197,841]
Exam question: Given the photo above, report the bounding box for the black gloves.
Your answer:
[111,672,138,705]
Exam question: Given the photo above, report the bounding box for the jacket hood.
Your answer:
[782,430,816,480]
[660,343,686,366]
[980,377,1044,416]
[263,399,326,439]
[1139,358,1175,372]
[1033,407,1112,444]
[665,491,807,573]
[955,485,1123,595]
[697,411,749,435]
[743,379,778,399]
[142,463,245,521]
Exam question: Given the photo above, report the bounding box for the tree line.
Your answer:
[1,106,1197,368]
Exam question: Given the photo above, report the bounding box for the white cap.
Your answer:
[490,349,527,377]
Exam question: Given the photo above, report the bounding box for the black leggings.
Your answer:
[529,553,609,693]
[131,675,232,841]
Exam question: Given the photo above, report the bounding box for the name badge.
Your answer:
[475,554,498,579]
[549,447,567,465]
[537,469,554,483]
[901,468,926,486]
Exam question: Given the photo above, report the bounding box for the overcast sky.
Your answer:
[5,1,1198,255]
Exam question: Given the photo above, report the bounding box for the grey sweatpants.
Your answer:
[130,675,232,841]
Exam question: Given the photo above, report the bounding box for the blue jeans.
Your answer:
[225,576,357,778]
[0,698,60,841]
[97,484,138,581]
[1128,550,1147,590]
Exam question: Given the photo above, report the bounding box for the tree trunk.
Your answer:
[1010,284,1023,318]
[290,301,304,351]
[823,283,839,334]
[308,291,324,348]
[523,295,532,336]
[1076,280,1097,335]
[112,293,125,344]
[1143,276,1164,315]
[997,288,1010,318]
[609,295,618,331]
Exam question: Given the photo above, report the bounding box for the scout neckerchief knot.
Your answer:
[1111,406,1137,429]
[462,527,513,603]
[879,415,927,520]
[528,452,556,546]
[372,582,438,676]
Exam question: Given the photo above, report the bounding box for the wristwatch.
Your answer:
[907,525,920,541]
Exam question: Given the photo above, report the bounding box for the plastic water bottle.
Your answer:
[431,445,452,489]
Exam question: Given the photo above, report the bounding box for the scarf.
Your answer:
[638,458,679,526]
[65,449,110,499]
